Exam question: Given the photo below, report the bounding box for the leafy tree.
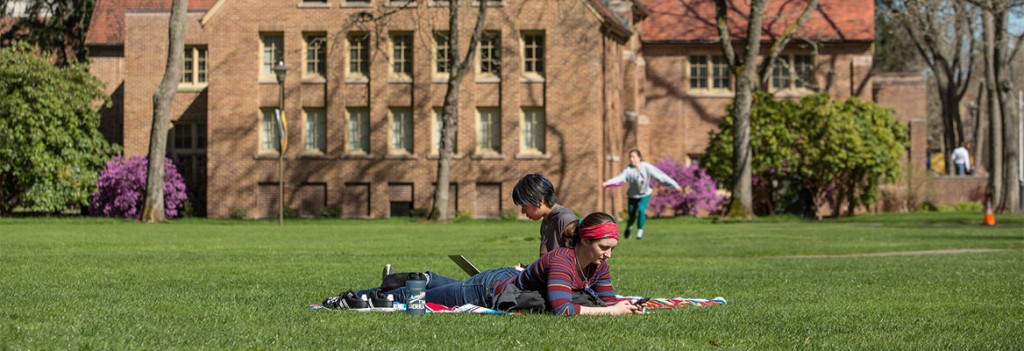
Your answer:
[0,42,118,214]
[704,92,908,217]
[0,0,98,66]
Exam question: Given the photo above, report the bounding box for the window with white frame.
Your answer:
[688,54,731,90]
[432,107,457,155]
[304,34,326,79]
[391,33,413,78]
[304,108,326,153]
[181,46,207,86]
[348,32,369,78]
[390,107,413,154]
[261,33,284,78]
[434,31,451,77]
[346,107,369,154]
[260,108,281,154]
[478,31,500,77]
[477,107,501,154]
[772,54,815,90]
[521,107,545,154]
[521,32,544,78]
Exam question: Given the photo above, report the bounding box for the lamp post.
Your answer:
[273,61,287,226]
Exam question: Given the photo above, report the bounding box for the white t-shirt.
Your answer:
[951,146,971,170]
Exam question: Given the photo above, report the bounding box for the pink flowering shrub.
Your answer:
[90,156,188,218]
[649,158,725,217]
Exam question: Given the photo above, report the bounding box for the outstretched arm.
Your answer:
[645,163,682,191]
[603,169,629,188]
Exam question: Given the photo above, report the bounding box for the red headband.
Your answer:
[578,222,620,241]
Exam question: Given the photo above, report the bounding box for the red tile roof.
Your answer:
[641,0,874,43]
[86,0,218,46]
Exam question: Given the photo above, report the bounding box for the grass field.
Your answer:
[1,213,1022,350]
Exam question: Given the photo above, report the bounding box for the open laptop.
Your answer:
[448,255,481,276]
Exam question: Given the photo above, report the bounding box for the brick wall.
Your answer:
[121,0,630,218]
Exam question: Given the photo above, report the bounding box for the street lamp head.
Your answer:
[273,61,288,84]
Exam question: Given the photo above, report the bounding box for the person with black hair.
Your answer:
[326,212,642,315]
[603,149,682,240]
[512,173,578,256]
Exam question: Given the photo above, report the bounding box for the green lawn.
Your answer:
[1,213,1021,350]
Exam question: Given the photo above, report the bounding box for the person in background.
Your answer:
[951,142,972,176]
[512,173,578,256]
[603,149,682,240]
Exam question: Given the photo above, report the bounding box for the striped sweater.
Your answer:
[496,247,617,315]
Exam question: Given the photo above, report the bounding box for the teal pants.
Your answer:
[627,195,651,231]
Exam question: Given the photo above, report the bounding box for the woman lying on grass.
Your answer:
[325,212,642,315]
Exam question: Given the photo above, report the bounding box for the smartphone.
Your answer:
[634,297,651,306]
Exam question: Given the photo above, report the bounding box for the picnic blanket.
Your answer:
[309,295,726,315]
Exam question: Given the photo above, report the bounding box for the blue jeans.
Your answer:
[357,268,518,307]
[955,163,966,176]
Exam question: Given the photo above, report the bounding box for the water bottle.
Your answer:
[405,279,426,315]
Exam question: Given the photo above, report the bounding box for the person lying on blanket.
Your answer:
[325,212,643,315]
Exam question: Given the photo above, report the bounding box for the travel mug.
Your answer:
[405,279,426,315]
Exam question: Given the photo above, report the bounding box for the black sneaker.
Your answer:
[369,291,393,308]
[624,228,631,239]
[323,290,369,309]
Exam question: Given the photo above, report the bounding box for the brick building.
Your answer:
[87,0,924,218]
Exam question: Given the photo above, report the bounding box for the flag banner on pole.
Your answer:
[275,109,288,153]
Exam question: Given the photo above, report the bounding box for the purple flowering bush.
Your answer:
[90,156,188,218]
[649,158,725,217]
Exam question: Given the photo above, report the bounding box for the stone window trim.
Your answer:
[388,107,414,155]
[476,31,501,81]
[297,1,330,9]
[475,107,501,155]
[345,107,370,155]
[520,107,546,155]
[346,32,370,81]
[433,31,451,80]
[390,32,414,80]
[686,53,732,93]
[260,33,284,82]
[771,54,817,93]
[520,31,544,81]
[340,0,372,8]
[258,108,281,156]
[303,33,327,79]
[430,1,505,7]
[179,46,208,90]
[386,0,418,8]
[303,107,327,154]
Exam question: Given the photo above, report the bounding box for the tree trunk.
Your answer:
[715,0,816,218]
[983,9,1003,207]
[972,83,986,174]
[994,10,1020,213]
[428,0,486,222]
[141,0,189,222]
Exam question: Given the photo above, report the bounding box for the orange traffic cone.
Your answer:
[983,199,996,226]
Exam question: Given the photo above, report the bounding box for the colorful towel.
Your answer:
[309,295,725,314]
